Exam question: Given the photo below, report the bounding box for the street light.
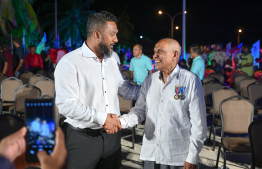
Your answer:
[158,10,186,39]
[238,29,242,45]
[175,26,179,30]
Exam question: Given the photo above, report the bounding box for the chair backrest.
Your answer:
[248,119,262,168]
[14,85,41,113]
[0,114,25,140]
[239,77,258,98]
[34,78,55,97]
[234,73,248,91]
[248,83,262,107]
[28,74,45,85]
[203,76,216,84]
[36,69,49,77]
[220,96,253,135]
[1,77,23,102]
[209,73,225,85]
[18,71,34,84]
[203,82,223,106]
[212,87,239,115]
[118,95,132,114]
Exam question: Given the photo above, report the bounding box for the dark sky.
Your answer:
[91,0,262,53]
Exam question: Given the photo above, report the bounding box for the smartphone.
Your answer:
[25,98,56,162]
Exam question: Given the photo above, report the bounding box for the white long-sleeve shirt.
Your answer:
[55,42,140,129]
[120,65,207,166]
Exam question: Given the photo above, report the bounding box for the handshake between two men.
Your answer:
[100,114,121,134]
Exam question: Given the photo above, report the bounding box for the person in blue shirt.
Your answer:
[190,44,205,80]
[31,117,41,133]
[129,44,153,85]
[40,120,50,137]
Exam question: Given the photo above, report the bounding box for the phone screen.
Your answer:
[25,98,56,162]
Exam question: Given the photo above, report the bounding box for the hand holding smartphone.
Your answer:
[25,98,56,162]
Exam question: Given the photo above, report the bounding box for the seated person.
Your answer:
[207,59,224,74]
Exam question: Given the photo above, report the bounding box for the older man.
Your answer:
[55,11,140,169]
[109,39,207,169]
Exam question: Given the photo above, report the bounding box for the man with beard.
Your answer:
[240,45,254,76]
[55,11,140,169]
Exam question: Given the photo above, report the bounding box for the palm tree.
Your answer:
[0,0,41,46]
[106,5,136,48]
[34,0,94,46]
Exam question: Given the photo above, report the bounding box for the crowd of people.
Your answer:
[0,39,70,78]
[0,10,259,169]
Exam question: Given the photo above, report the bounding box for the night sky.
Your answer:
[90,0,262,54]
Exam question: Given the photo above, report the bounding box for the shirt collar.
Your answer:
[159,64,180,81]
[81,42,109,61]
[193,55,201,61]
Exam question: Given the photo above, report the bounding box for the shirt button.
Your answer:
[106,105,108,106]
[157,144,159,146]
[105,91,106,93]
[161,100,163,102]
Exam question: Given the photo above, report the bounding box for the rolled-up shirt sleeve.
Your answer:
[186,78,207,164]
[55,60,107,125]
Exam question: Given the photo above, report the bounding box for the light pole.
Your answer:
[158,11,186,39]
[238,29,242,45]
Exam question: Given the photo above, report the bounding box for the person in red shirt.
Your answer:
[25,46,43,74]
[2,44,13,77]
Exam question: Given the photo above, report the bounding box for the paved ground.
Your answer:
[120,121,252,169]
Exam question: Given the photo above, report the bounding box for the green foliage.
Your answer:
[0,0,41,48]
[35,0,94,45]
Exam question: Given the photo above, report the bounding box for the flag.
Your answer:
[65,37,71,47]
[251,40,260,66]
[237,43,243,52]
[226,42,231,58]
[36,33,46,54]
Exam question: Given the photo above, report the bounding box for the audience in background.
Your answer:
[190,44,205,80]
[240,45,254,76]
[211,44,228,67]
[25,45,43,74]
[129,44,153,85]
[207,59,224,74]
[2,44,12,76]
[13,38,25,77]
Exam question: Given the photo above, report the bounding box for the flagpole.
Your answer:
[182,0,186,59]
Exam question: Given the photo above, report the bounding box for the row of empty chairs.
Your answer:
[0,76,55,116]
[202,71,262,168]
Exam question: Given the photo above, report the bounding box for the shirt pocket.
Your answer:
[168,96,187,119]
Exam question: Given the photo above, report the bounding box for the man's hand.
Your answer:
[183,161,197,169]
[37,127,67,169]
[102,114,121,134]
[0,127,27,162]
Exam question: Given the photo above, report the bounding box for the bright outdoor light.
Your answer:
[239,29,242,33]
[158,11,163,15]
[140,35,143,39]
[175,26,179,30]
[184,11,187,14]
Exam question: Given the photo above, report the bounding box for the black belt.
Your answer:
[65,123,106,136]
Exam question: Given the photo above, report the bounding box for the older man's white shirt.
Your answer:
[120,66,207,166]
